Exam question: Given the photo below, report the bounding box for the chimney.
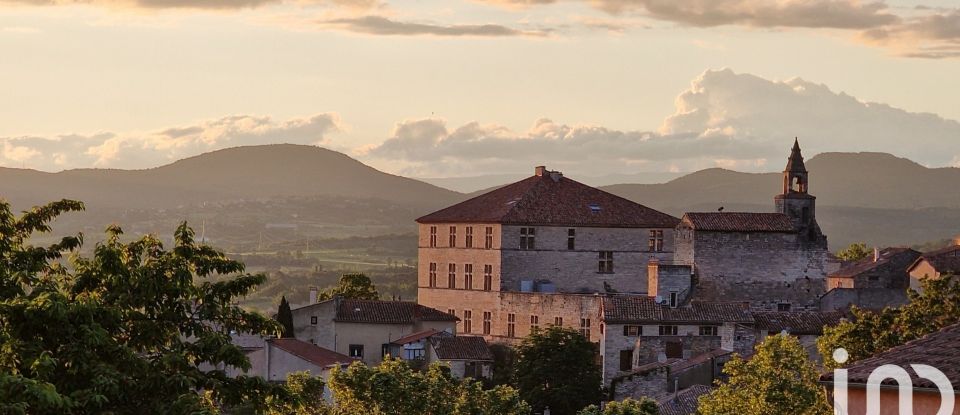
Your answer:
[954,235,960,246]
[873,247,880,262]
[535,166,547,176]
[309,286,318,304]
[549,171,563,182]
[647,258,660,297]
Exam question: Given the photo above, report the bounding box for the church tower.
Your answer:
[775,138,827,248]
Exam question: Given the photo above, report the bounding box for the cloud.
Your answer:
[481,0,898,29]
[859,8,960,58]
[0,113,342,171]
[362,68,960,176]
[319,15,550,37]
[0,0,378,10]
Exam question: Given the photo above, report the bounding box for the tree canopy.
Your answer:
[0,200,300,414]
[512,326,603,415]
[319,273,379,301]
[698,334,830,415]
[818,273,960,370]
[277,295,295,338]
[327,358,529,415]
[835,242,872,261]
[577,398,658,415]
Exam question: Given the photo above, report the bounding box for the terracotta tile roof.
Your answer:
[831,247,921,279]
[416,171,679,228]
[335,299,458,324]
[657,384,712,415]
[430,336,493,361]
[909,244,960,275]
[269,338,356,368]
[820,323,960,390]
[752,311,845,335]
[390,329,442,345]
[681,212,796,233]
[668,349,733,373]
[602,295,754,324]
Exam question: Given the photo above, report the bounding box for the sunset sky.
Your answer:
[1,0,959,177]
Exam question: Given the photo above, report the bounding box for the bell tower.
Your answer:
[775,138,826,248]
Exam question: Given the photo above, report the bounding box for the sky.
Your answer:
[1,0,959,178]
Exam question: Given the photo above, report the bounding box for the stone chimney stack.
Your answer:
[873,247,880,262]
[535,166,547,176]
[309,286,318,304]
[647,258,660,297]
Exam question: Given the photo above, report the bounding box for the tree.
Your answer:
[512,326,603,415]
[818,274,960,369]
[698,334,830,415]
[577,398,658,415]
[0,200,296,414]
[277,295,296,338]
[835,242,872,261]
[319,273,379,301]
[327,358,530,415]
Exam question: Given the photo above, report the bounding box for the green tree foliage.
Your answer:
[512,326,603,415]
[327,358,530,415]
[265,372,329,415]
[818,274,960,370]
[577,398,658,415]
[835,242,872,261]
[698,334,830,415]
[277,295,296,338]
[319,273,379,301]
[0,200,298,414]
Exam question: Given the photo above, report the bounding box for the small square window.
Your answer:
[349,344,364,358]
[310,316,317,325]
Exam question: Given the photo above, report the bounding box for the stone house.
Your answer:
[827,247,921,290]
[610,349,731,401]
[290,297,458,367]
[820,322,960,414]
[598,294,754,386]
[657,384,713,415]
[674,140,829,311]
[387,329,494,379]
[751,311,844,363]
[415,166,678,342]
[907,242,960,293]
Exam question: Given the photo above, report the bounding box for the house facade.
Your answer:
[907,242,960,293]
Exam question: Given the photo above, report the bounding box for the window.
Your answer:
[429,226,437,247]
[382,343,390,359]
[777,303,792,312]
[669,292,678,308]
[464,264,473,290]
[406,348,425,360]
[465,226,473,248]
[483,311,492,335]
[598,251,614,273]
[449,226,457,247]
[567,229,576,250]
[619,350,633,371]
[464,361,480,378]
[485,227,493,249]
[349,344,364,358]
[699,326,719,336]
[520,227,536,250]
[554,316,563,327]
[530,315,539,331]
[483,265,493,291]
[428,263,437,287]
[659,325,678,336]
[623,325,642,336]
[310,316,317,325]
[448,309,456,317]
[507,313,516,337]
[448,264,457,289]
[649,230,664,252]
[463,310,472,333]
[580,318,591,338]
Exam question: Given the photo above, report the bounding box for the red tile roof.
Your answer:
[390,329,442,345]
[681,212,796,233]
[752,311,845,335]
[334,299,459,324]
[668,349,733,373]
[430,336,493,361]
[602,295,754,324]
[831,247,921,279]
[909,244,960,275]
[658,385,712,415]
[416,171,679,228]
[820,323,960,390]
[269,338,356,368]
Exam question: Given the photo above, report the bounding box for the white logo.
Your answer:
[831,348,955,415]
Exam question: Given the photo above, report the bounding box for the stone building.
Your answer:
[290,297,458,367]
[907,242,960,293]
[827,247,921,290]
[675,140,830,311]
[751,310,843,363]
[598,295,754,385]
[387,329,494,379]
[415,166,678,342]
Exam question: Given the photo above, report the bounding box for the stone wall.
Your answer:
[291,300,337,349]
[819,287,908,312]
[648,263,693,302]
[612,366,670,401]
[600,322,729,385]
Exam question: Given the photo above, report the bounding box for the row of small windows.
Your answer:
[429,226,667,252]
[448,310,590,338]
[428,263,494,291]
[621,325,719,337]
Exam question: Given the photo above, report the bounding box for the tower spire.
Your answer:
[785,137,806,173]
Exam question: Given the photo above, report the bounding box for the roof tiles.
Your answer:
[682,212,796,233]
